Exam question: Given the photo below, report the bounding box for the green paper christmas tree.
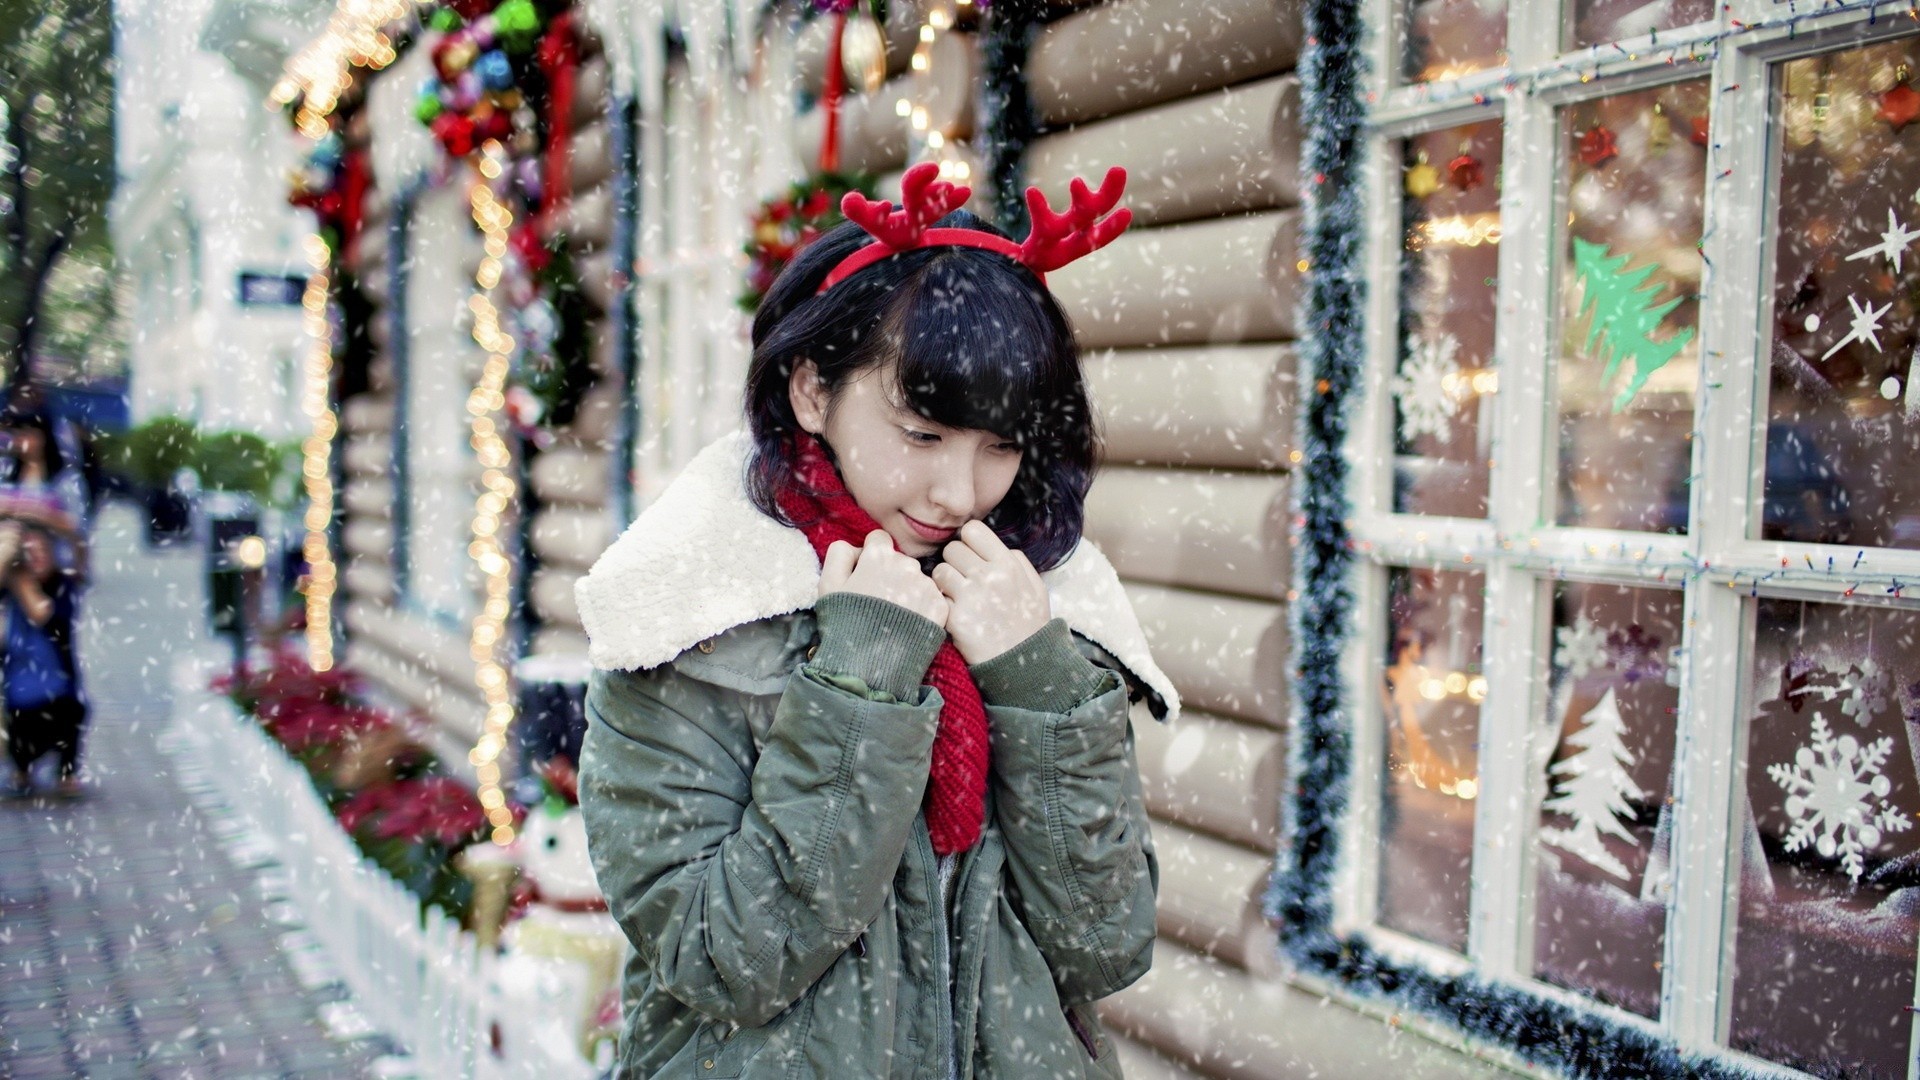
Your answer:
[1570,237,1695,413]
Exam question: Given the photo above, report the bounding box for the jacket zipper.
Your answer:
[932,846,958,1080]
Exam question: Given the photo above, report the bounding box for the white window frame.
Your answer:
[1345,2,1920,1073]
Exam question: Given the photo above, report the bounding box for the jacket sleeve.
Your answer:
[971,619,1159,1005]
[579,593,945,1027]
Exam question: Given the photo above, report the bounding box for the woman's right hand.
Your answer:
[820,529,950,626]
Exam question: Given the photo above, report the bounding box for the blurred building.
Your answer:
[112,0,329,437]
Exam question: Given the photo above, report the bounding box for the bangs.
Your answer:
[882,252,1070,442]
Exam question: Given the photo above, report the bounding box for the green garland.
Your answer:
[1265,3,1766,1077]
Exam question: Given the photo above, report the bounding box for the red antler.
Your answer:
[1018,167,1132,275]
[840,161,973,249]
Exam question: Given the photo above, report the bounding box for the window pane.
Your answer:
[1397,0,1507,85]
[1531,583,1681,1019]
[1565,0,1712,52]
[1554,80,1709,533]
[1730,599,1920,1078]
[1379,566,1486,952]
[1762,39,1920,549]
[1392,120,1500,517]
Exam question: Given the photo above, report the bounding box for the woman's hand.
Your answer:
[819,529,950,626]
[932,521,1050,666]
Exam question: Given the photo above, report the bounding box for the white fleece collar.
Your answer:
[574,431,1179,720]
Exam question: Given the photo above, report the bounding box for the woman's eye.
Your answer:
[902,428,939,444]
[993,441,1020,454]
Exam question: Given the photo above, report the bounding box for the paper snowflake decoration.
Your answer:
[1664,645,1685,689]
[1767,714,1912,885]
[1844,207,1920,273]
[1553,615,1610,680]
[1836,657,1889,724]
[1390,332,1460,442]
[1821,293,1893,361]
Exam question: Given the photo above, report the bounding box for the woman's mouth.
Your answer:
[902,514,957,543]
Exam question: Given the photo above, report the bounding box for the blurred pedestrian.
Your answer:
[3,524,89,797]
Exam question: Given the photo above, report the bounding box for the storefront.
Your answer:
[264,0,1920,1077]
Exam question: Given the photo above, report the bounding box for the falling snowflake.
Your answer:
[1836,657,1889,724]
[1844,207,1920,273]
[1767,714,1913,885]
[1390,332,1460,442]
[1553,615,1610,680]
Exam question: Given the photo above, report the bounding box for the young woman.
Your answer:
[576,165,1178,1079]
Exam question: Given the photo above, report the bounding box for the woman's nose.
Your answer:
[927,456,975,518]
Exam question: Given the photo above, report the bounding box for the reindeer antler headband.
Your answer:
[816,161,1132,294]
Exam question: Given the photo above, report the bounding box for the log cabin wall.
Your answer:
[525,30,620,662]
[1005,3,1514,1077]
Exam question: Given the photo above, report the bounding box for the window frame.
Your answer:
[1338,1,1920,1070]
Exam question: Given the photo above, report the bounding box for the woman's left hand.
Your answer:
[931,521,1051,666]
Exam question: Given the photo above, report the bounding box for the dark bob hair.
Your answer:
[743,208,1097,572]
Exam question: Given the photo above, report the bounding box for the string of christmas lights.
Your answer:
[271,0,414,138]
[464,154,523,846]
[298,236,341,672]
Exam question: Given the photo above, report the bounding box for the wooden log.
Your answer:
[1050,211,1297,349]
[1153,820,1276,969]
[341,394,396,435]
[1126,583,1286,726]
[1026,75,1298,229]
[572,57,609,127]
[1101,939,1518,1080]
[793,76,912,175]
[341,476,396,519]
[565,119,615,194]
[1028,0,1302,126]
[341,517,395,560]
[1084,466,1288,600]
[530,445,612,506]
[531,625,591,661]
[530,567,584,628]
[342,556,396,603]
[1085,344,1296,470]
[340,437,392,478]
[530,505,615,571]
[1134,708,1283,852]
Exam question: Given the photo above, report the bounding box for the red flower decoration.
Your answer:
[1578,125,1618,168]
[1880,82,1920,132]
[338,776,487,847]
[1446,153,1484,192]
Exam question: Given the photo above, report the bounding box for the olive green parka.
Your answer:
[574,432,1179,1080]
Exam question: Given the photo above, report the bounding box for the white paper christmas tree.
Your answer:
[1540,688,1646,881]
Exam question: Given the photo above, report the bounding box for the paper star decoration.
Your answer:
[1844,208,1920,273]
[1823,294,1893,361]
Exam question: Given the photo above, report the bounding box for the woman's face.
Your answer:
[790,360,1024,558]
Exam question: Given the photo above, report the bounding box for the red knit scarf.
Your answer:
[774,433,987,855]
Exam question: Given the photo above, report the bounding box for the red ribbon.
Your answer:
[820,10,847,173]
[538,12,580,223]
[338,146,371,264]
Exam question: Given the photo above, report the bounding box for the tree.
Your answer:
[1541,687,1647,881]
[0,0,116,392]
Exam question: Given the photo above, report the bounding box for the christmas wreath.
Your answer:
[740,171,875,313]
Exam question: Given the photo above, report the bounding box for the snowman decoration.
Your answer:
[478,760,625,1078]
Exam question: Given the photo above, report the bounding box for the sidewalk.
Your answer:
[0,502,385,1078]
